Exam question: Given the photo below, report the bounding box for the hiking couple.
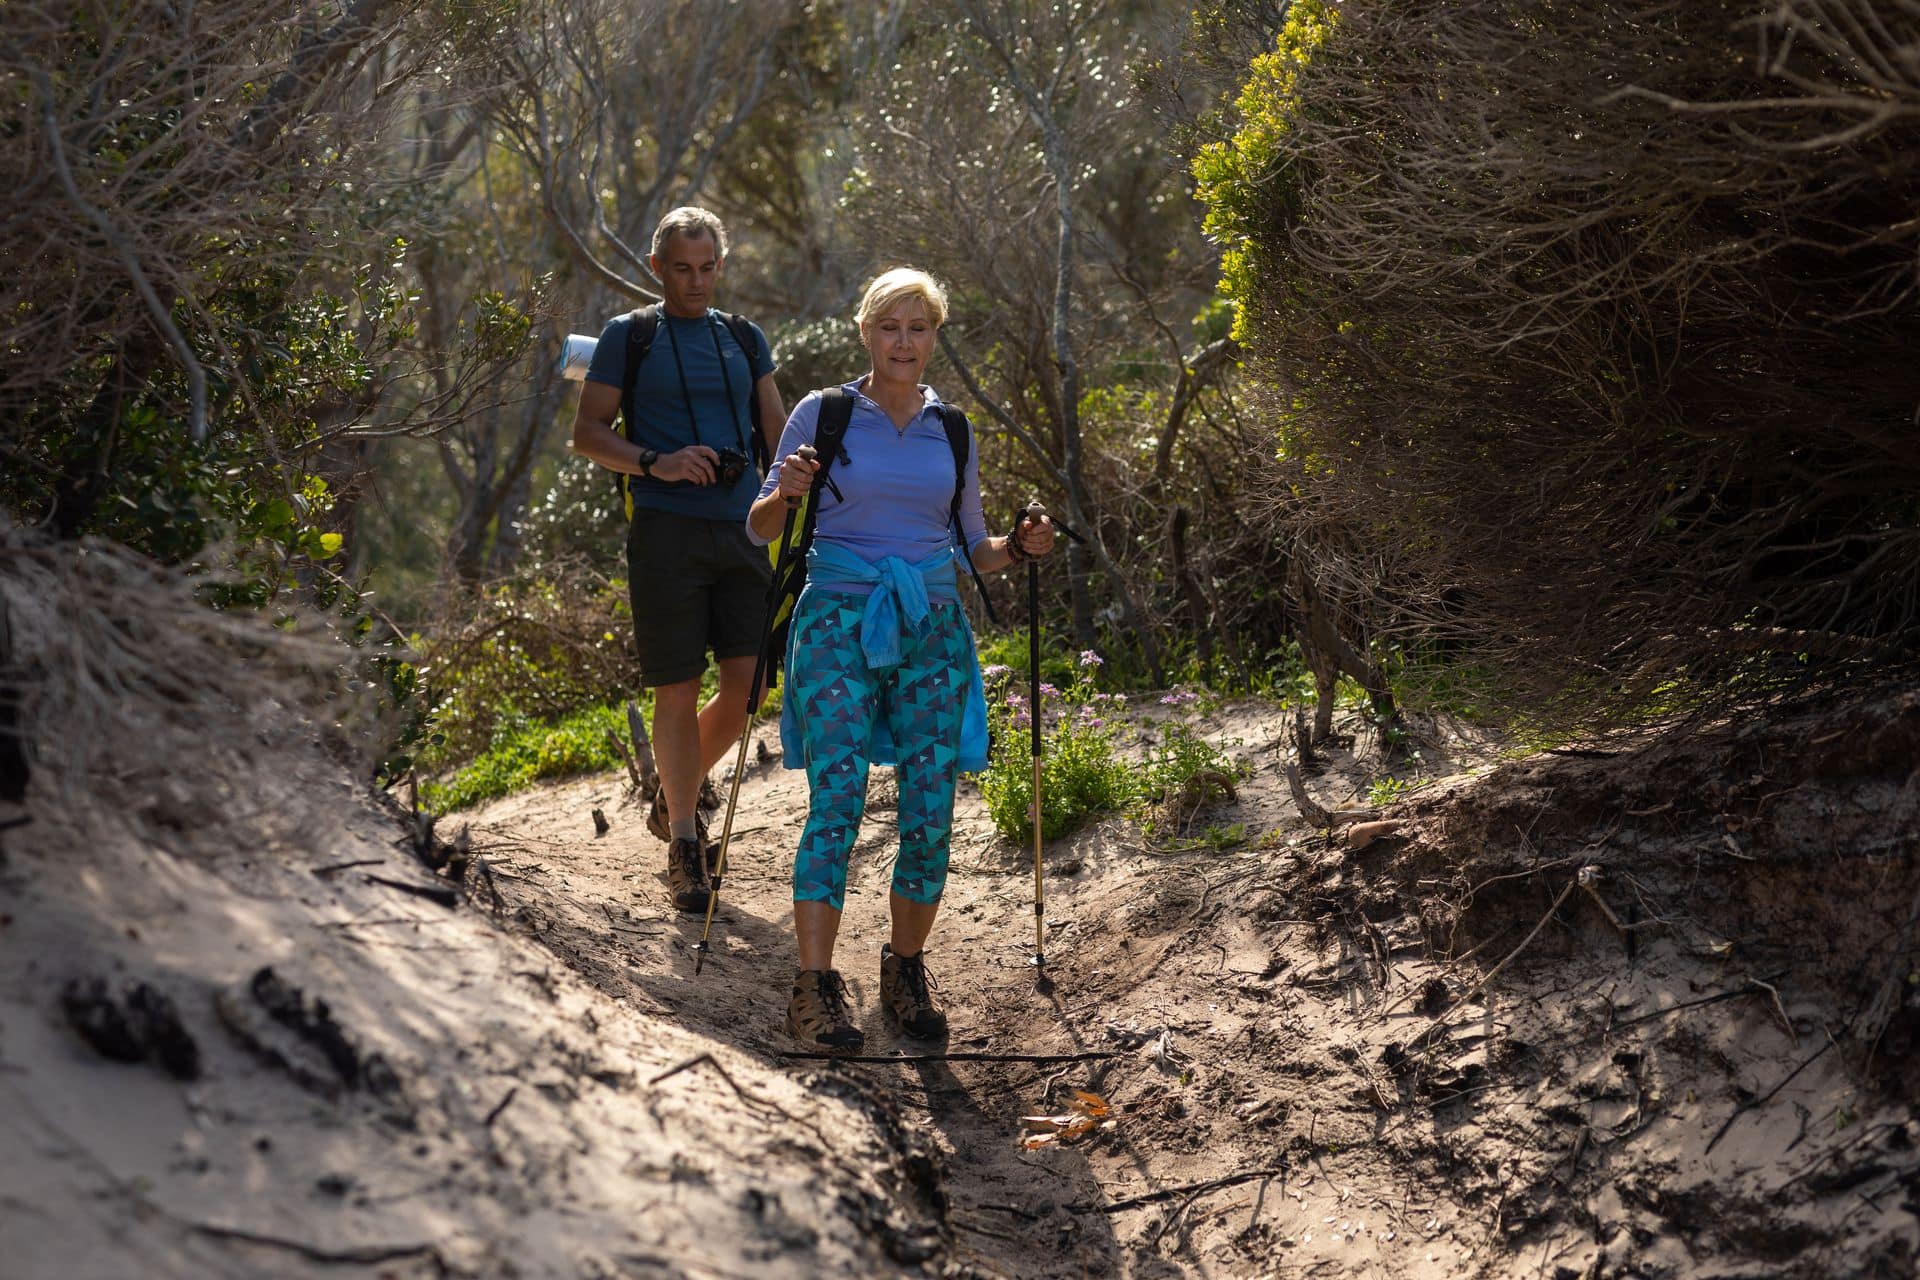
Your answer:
[571,207,1056,1052]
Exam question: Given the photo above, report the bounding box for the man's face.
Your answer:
[651,230,721,317]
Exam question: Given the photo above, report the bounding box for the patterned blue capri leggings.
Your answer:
[788,588,969,912]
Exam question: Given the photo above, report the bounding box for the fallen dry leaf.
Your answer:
[1068,1089,1110,1119]
[1017,1089,1115,1149]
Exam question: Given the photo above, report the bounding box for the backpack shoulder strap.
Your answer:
[935,404,998,625]
[619,304,660,440]
[772,386,857,600]
[713,310,769,465]
[937,404,970,490]
[810,386,854,506]
[712,309,764,369]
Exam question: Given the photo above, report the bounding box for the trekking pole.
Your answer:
[1024,500,1047,969]
[694,444,816,976]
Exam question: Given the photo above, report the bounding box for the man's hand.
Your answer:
[651,445,720,486]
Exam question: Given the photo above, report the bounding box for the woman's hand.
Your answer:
[994,502,1056,571]
[777,446,819,507]
[1013,510,1056,559]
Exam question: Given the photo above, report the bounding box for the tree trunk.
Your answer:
[1290,554,1395,745]
[1170,506,1213,670]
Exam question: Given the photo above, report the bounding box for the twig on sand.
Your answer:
[189,1223,442,1267]
[777,1050,1121,1064]
[600,901,661,937]
[1072,1165,1288,1214]
[1706,1033,1837,1154]
[606,727,642,790]
[1607,970,1791,1030]
[484,1086,518,1128]
[311,859,384,877]
[1377,925,1515,1016]
[1412,874,1579,1049]
[1284,763,1332,829]
[1146,1184,1210,1249]
[1749,976,1798,1047]
[650,1052,791,1120]
[361,874,458,908]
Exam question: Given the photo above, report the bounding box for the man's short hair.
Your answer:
[856,267,950,329]
[651,206,729,260]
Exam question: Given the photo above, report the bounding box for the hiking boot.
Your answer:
[880,944,948,1039]
[785,969,865,1052]
[664,836,711,913]
[652,792,723,873]
[646,789,671,842]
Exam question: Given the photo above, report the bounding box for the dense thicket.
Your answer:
[0,2,531,577]
[1196,0,1920,729]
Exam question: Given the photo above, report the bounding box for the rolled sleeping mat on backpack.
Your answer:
[557,334,598,381]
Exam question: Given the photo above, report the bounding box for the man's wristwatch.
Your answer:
[636,447,659,478]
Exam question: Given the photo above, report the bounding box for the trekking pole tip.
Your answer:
[692,939,709,975]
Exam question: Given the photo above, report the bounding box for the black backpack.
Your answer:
[768,386,998,631]
[614,303,767,516]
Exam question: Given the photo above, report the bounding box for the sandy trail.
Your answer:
[5,691,1916,1277]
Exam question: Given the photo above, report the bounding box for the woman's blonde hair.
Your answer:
[856,267,949,329]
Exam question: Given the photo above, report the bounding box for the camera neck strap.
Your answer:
[661,311,748,456]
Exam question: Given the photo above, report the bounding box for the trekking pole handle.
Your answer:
[784,443,818,509]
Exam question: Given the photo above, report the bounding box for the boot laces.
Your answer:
[897,951,937,1009]
[674,838,707,885]
[819,970,853,1025]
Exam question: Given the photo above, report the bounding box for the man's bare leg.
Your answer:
[655,654,766,834]
[650,676,704,836]
[695,653,762,777]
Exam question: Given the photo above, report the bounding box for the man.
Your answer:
[571,207,784,912]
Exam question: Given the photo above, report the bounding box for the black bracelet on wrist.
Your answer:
[1005,517,1030,565]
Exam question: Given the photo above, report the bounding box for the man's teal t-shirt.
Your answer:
[586,308,776,521]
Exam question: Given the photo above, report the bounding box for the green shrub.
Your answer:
[416,568,643,770]
[981,711,1138,845]
[422,702,627,813]
[1141,720,1239,804]
[980,652,1139,843]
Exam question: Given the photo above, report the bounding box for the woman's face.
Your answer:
[863,297,937,387]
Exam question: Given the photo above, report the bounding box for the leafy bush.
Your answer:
[417,566,643,768]
[1141,720,1238,806]
[421,702,627,813]
[977,649,1249,845]
[980,653,1136,843]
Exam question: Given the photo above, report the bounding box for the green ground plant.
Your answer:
[978,650,1247,845]
[416,568,643,770]
[422,701,630,813]
[419,637,780,814]
[1364,775,1419,807]
[980,652,1136,843]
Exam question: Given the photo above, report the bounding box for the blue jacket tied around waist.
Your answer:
[780,541,990,773]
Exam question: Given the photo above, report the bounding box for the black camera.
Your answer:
[715,446,750,486]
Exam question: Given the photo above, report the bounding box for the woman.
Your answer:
[747,268,1055,1051]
